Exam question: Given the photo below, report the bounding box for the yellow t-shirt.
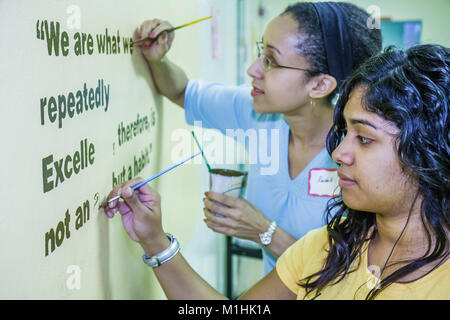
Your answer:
[276,226,450,300]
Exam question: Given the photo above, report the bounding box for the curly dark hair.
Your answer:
[282,2,382,101]
[299,44,450,299]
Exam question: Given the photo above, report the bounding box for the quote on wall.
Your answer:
[35,16,156,257]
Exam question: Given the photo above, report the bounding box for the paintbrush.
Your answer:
[191,131,212,172]
[102,152,201,207]
[132,15,213,46]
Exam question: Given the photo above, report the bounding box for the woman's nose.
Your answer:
[331,136,354,166]
[247,58,264,80]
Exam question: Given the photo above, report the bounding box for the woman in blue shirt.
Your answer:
[136,2,381,274]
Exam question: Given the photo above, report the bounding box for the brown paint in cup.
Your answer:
[209,168,247,217]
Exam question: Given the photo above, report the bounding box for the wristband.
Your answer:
[142,233,180,268]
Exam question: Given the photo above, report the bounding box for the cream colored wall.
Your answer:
[0,0,200,299]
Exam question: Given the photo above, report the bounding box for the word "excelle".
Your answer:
[42,138,95,193]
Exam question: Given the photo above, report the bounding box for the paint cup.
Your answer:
[209,168,247,217]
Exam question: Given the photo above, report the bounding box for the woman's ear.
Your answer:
[309,74,337,99]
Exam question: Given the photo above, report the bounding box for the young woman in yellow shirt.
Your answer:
[105,44,449,300]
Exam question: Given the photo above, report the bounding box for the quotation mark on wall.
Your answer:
[66,265,81,290]
[66,5,81,30]
[366,5,381,30]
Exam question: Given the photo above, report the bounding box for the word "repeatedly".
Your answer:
[40,79,110,129]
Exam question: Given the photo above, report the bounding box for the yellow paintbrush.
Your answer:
[133,15,213,46]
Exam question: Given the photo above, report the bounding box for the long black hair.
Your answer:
[299,44,450,299]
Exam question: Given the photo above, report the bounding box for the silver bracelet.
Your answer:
[142,233,180,268]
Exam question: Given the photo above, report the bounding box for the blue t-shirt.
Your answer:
[184,80,339,275]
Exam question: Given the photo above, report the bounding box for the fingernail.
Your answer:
[150,32,155,38]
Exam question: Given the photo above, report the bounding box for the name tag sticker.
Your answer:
[308,168,340,197]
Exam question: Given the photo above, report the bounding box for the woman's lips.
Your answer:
[251,86,264,97]
[337,172,357,187]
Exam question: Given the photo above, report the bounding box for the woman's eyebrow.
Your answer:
[348,118,379,130]
[261,37,282,55]
[266,44,281,55]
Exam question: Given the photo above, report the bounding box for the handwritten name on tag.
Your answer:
[308,168,340,197]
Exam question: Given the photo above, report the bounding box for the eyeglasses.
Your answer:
[256,41,318,73]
